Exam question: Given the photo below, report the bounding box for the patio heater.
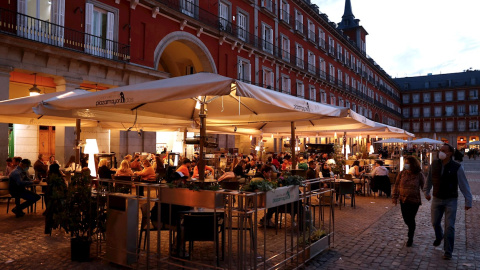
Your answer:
[84,139,99,177]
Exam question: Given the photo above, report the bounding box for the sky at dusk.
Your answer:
[312,0,480,78]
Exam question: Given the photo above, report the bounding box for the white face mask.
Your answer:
[438,151,447,160]
[403,164,410,170]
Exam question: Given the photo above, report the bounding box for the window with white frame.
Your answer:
[330,94,336,105]
[296,43,304,68]
[219,1,230,30]
[403,94,410,103]
[458,120,466,131]
[237,11,247,41]
[318,29,325,49]
[469,120,478,130]
[281,75,291,94]
[470,89,478,100]
[296,81,305,98]
[434,106,442,117]
[337,69,342,85]
[336,44,342,60]
[262,68,274,89]
[261,0,273,12]
[352,103,356,112]
[320,90,327,103]
[18,0,66,46]
[457,90,465,101]
[434,121,442,132]
[328,37,334,54]
[458,104,465,115]
[280,35,290,61]
[181,0,196,17]
[295,10,303,33]
[344,49,349,65]
[412,107,420,117]
[358,106,363,116]
[423,122,431,132]
[470,104,478,115]
[413,122,420,132]
[345,100,350,108]
[351,55,355,69]
[434,92,442,102]
[368,110,372,118]
[351,78,355,90]
[402,122,410,130]
[279,0,289,23]
[309,86,316,101]
[412,94,419,103]
[345,74,349,88]
[338,97,344,107]
[423,107,430,117]
[85,1,118,58]
[307,20,315,42]
[423,92,430,102]
[445,105,454,116]
[329,64,335,83]
[262,23,273,53]
[319,57,326,79]
[446,121,454,131]
[307,51,315,73]
[445,91,453,101]
[238,58,250,82]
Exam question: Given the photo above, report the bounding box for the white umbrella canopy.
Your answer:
[409,138,444,145]
[374,138,408,144]
[34,73,349,129]
[465,141,480,145]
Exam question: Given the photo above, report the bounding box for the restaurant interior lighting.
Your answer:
[249,135,252,140]
[369,145,374,154]
[271,134,273,139]
[430,153,432,165]
[29,73,41,96]
[334,132,337,140]
[84,139,99,177]
[400,156,404,171]
[345,165,349,174]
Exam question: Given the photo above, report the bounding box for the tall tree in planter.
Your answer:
[45,173,67,235]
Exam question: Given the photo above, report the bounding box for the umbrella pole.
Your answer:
[75,119,81,165]
[291,122,296,169]
[198,103,206,182]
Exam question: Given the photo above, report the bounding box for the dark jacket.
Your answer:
[9,167,33,195]
[34,159,48,180]
[431,159,461,199]
[98,165,115,179]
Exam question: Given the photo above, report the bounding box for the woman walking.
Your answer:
[392,156,425,247]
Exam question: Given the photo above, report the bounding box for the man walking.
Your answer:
[424,144,472,260]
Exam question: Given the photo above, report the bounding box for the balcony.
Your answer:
[318,38,326,52]
[470,112,479,116]
[279,10,293,28]
[308,30,316,43]
[260,0,276,18]
[0,8,130,62]
[295,20,305,36]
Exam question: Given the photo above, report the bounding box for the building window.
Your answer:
[307,20,315,42]
[329,64,335,83]
[423,107,430,117]
[412,107,420,117]
[237,11,248,41]
[403,94,410,104]
[413,122,420,132]
[309,86,316,101]
[219,1,230,30]
[296,81,304,98]
[469,120,478,130]
[446,121,454,132]
[445,91,453,101]
[262,68,274,89]
[457,90,465,101]
[423,93,430,102]
[345,100,350,109]
[458,105,465,116]
[260,0,273,12]
[402,122,410,130]
[423,122,431,132]
[85,1,119,59]
[295,10,303,33]
[469,89,478,100]
[328,37,335,55]
[307,51,315,73]
[412,94,419,103]
[352,103,356,112]
[445,106,454,116]
[279,1,290,23]
[434,92,442,102]
[434,121,442,132]
[181,0,196,17]
[238,57,250,82]
[281,75,291,94]
[469,104,479,115]
[318,29,325,49]
[330,94,336,105]
[458,121,466,131]
[296,43,304,68]
[319,57,326,79]
[320,90,327,103]
[434,106,442,117]
[336,44,342,60]
[280,35,290,61]
[337,69,342,85]
[338,97,344,107]
[262,23,273,53]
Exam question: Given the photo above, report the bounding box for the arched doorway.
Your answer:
[154,32,217,77]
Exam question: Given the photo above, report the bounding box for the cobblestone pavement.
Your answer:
[1,159,479,269]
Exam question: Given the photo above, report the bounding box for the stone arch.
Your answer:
[153,31,217,75]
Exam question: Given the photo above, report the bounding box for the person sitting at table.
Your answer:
[349,160,365,194]
[306,160,317,180]
[281,158,291,171]
[271,154,281,170]
[297,156,308,170]
[135,159,156,181]
[98,158,115,179]
[254,166,277,227]
[9,159,40,218]
[192,164,214,179]
[176,158,192,179]
[320,162,333,178]
[115,160,134,177]
[64,155,76,173]
[34,154,48,181]
[245,159,256,173]
[130,154,142,171]
[267,157,280,173]
[5,157,16,176]
[153,155,166,179]
[370,160,391,197]
[233,160,247,179]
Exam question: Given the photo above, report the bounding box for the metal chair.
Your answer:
[338,181,355,209]
[0,181,14,214]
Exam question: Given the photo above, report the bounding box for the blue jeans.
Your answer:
[431,197,458,256]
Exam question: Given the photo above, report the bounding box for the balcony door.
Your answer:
[17,0,65,46]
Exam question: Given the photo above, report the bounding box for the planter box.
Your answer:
[159,187,223,209]
[265,185,299,208]
[305,234,330,260]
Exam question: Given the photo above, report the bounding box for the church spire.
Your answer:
[338,0,359,30]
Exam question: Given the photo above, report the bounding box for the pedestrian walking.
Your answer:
[424,143,473,260]
[392,156,425,247]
